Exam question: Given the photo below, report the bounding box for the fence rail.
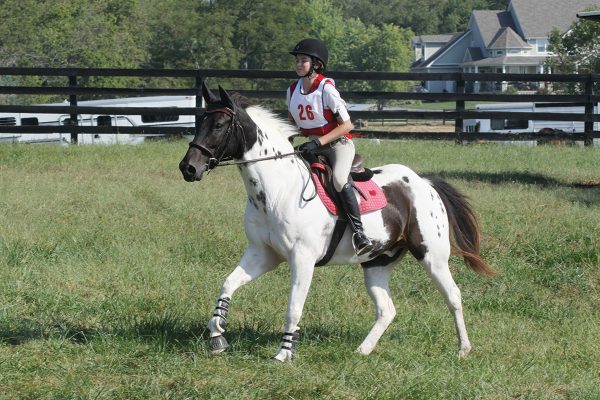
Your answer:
[1,67,600,145]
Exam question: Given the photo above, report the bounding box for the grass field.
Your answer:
[0,139,598,399]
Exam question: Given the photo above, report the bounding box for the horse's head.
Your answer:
[179,83,249,182]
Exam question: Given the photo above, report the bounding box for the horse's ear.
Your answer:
[218,85,235,110]
[202,81,219,104]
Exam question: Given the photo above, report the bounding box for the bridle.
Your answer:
[187,106,244,172]
[187,105,300,172]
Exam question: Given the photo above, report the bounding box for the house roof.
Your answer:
[488,27,532,49]
[411,31,471,69]
[577,10,600,20]
[471,10,517,47]
[510,0,600,38]
[412,34,457,45]
[465,47,484,62]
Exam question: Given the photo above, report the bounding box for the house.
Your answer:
[412,34,459,63]
[410,0,600,93]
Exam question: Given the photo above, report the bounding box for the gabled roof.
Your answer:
[471,10,517,47]
[464,47,484,63]
[412,34,457,45]
[488,27,532,49]
[411,31,471,69]
[510,0,600,38]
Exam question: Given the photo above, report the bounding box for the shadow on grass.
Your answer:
[425,170,600,206]
[1,316,372,356]
[124,315,366,352]
[0,319,96,346]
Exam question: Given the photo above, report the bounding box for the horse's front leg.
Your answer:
[208,244,281,354]
[273,252,316,362]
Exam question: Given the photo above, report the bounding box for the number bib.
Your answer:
[288,75,337,136]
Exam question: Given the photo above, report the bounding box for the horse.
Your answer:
[179,83,495,362]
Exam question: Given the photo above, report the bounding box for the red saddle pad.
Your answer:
[311,171,388,216]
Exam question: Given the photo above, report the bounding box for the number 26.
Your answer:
[298,104,314,120]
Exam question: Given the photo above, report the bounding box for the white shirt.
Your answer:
[286,75,350,135]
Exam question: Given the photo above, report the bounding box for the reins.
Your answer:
[188,104,317,201]
[208,150,301,168]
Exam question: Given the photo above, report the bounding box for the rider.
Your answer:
[286,38,373,256]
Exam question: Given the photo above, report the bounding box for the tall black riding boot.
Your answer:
[339,182,373,256]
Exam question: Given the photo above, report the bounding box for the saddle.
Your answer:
[306,154,387,267]
[309,154,387,216]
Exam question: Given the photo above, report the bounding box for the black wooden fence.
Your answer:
[1,67,600,145]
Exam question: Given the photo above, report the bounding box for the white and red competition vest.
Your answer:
[287,75,350,136]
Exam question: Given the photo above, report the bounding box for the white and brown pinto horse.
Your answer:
[179,84,494,362]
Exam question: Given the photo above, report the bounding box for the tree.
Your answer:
[0,0,152,101]
[546,15,600,93]
[547,18,600,74]
[438,0,491,33]
[143,0,238,71]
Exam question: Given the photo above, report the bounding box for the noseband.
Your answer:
[188,106,244,172]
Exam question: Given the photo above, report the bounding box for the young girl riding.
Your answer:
[286,38,373,256]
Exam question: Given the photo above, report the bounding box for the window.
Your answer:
[21,117,38,125]
[0,117,17,126]
[538,43,547,52]
[97,115,112,126]
[506,119,528,129]
[490,119,505,130]
[141,113,179,123]
[490,118,529,130]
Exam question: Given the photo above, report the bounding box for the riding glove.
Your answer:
[298,139,321,156]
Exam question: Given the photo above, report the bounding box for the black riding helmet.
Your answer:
[290,38,328,76]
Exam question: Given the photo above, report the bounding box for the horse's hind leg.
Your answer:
[208,244,281,354]
[420,252,472,358]
[357,262,397,355]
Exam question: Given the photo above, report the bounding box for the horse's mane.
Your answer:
[229,92,255,110]
[229,92,299,142]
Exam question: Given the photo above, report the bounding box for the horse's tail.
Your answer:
[426,176,496,277]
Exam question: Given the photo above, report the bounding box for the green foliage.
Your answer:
[1,0,509,76]
[333,0,509,34]
[547,17,600,75]
[546,9,600,94]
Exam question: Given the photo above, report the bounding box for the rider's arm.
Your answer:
[316,84,352,145]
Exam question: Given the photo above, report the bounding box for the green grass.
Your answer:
[0,140,598,399]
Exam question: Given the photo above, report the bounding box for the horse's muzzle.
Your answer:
[179,159,205,182]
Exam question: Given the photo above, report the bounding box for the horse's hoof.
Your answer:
[458,346,471,359]
[210,335,229,354]
[272,349,293,362]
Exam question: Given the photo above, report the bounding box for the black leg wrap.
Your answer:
[279,329,300,354]
[213,297,230,331]
[210,335,229,354]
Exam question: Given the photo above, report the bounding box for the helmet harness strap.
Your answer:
[303,57,315,78]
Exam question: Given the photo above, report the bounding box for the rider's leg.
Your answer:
[339,181,373,255]
[326,137,373,256]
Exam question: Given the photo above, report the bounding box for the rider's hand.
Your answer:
[298,139,321,156]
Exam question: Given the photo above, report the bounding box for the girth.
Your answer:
[311,153,374,266]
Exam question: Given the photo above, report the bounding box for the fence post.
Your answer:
[584,74,594,147]
[195,73,204,137]
[455,76,465,145]
[68,74,78,144]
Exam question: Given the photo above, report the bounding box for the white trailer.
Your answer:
[0,95,198,145]
[463,102,598,134]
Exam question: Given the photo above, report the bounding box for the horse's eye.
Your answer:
[215,122,224,129]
